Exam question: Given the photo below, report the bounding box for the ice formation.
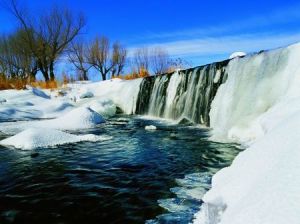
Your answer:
[194,43,300,224]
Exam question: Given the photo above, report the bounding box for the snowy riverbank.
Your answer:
[0,78,141,149]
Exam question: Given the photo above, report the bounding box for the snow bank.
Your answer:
[85,99,116,118]
[0,106,104,134]
[194,43,300,223]
[194,112,300,224]
[44,106,105,130]
[0,128,111,150]
[0,88,75,120]
[229,52,246,59]
[0,78,141,121]
[67,78,142,114]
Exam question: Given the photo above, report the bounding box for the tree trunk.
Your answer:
[42,70,49,82]
[49,62,55,81]
[38,61,49,81]
[80,70,89,81]
[101,72,106,81]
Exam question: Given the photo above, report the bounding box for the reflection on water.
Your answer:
[0,115,240,224]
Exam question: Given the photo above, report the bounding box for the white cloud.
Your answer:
[127,3,300,62]
[128,32,300,59]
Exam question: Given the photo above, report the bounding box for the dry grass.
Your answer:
[113,68,150,80]
[0,76,61,90]
[0,71,80,90]
[30,80,59,89]
[0,75,27,90]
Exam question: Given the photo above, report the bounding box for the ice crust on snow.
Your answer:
[0,128,111,150]
[194,43,300,224]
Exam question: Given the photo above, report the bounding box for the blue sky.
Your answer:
[1,0,300,70]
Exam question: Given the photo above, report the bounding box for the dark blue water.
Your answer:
[0,116,240,224]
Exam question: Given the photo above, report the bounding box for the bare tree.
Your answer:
[133,47,149,73]
[7,0,85,81]
[0,29,37,80]
[111,42,127,77]
[88,36,110,80]
[0,35,16,78]
[150,47,169,75]
[41,6,86,81]
[12,29,38,80]
[87,36,127,80]
[67,40,90,80]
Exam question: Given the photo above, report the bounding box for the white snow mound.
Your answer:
[87,99,116,118]
[145,125,157,130]
[0,128,111,150]
[43,106,105,130]
[229,52,246,59]
[0,106,105,134]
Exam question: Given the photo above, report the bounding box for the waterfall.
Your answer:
[136,60,229,126]
[135,42,300,139]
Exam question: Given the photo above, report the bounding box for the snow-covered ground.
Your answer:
[194,43,300,224]
[0,78,142,150]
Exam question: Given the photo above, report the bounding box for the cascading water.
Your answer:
[136,60,229,126]
[127,43,300,224]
